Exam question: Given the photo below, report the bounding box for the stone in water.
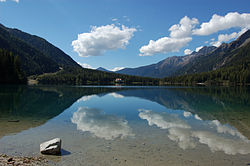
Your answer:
[40,138,61,155]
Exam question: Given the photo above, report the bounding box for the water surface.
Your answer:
[0,86,250,166]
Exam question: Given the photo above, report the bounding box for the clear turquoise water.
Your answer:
[0,86,250,165]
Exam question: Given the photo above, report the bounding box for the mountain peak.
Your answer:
[236,29,250,42]
[226,29,250,50]
[96,67,111,72]
[192,46,217,56]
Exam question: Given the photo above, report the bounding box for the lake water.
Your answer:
[0,85,250,166]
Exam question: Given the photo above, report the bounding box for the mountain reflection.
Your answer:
[139,109,250,155]
[71,107,134,140]
[0,86,123,138]
[117,87,250,138]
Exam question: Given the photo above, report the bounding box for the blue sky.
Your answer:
[0,0,250,70]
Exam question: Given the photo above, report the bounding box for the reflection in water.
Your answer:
[77,95,97,102]
[210,120,247,140]
[194,114,202,120]
[117,87,250,138]
[192,131,250,155]
[1,86,250,165]
[108,92,124,98]
[0,86,123,138]
[138,109,190,129]
[139,109,250,155]
[168,127,196,150]
[71,107,134,140]
[183,111,192,118]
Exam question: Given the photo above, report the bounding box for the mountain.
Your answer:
[115,87,250,138]
[0,49,27,84]
[96,67,112,72]
[0,86,122,138]
[5,26,81,69]
[164,33,250,85]
[174,30,250,76]
[0,23,160,85]
[0,23,81,76]
[117,30,250,78]
[116,46,216,78]
[0,24,59,75]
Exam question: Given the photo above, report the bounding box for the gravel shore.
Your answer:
[0,154,48,166]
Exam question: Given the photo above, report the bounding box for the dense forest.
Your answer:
[0,23,161,86]
[163,41,250,85]
[36,67,160,86]
[0,49,27,84]
[0,23,250,86]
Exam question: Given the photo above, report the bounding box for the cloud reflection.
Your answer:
[71,107,134,140]
[193,131,250,155]
[210,120,248,141]
[138,109,190,129]
[138,109,250,155]
[77,95,97,102]
[168,128,196,150]
[109,93,124,98]
[183,111,192,118]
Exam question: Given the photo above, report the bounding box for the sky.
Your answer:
[0,0,250,71]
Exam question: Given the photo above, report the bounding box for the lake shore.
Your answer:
[0,154,48,166]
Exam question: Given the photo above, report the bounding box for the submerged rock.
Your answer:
[40,138,61,155]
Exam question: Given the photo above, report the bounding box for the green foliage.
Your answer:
[0,49,27,84]
[8,28,81,69]
[0,24,59,76]
[163,38,250,85]
[173,30,250,77]
[37,67,160,86]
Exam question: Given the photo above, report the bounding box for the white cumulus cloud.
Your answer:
[184,49,192,55]
[110,67,125,71]
[72,24,136,57]
[138,109,190,129]
[109,92,124,98]
[193,131,250,155]
[77,62,95,69]
[195,46,203,52]
[169,16,199,38]
[139,109,250,155]
[0,0,19,2]
[139,16,197,56]
[183,111,192,117]
[194,114,202,121]
[139,37,192,56]
[210,28,248,47]
[77,95,97,102]
[71,107,134,140]
[193,12,250,36]
[210,120,248,141]
[168,128,196,150]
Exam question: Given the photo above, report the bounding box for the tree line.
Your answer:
[0,49,27,84]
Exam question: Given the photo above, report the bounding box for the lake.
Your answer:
[0,85,250,166]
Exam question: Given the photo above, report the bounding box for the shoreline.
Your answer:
[0,154,48,166]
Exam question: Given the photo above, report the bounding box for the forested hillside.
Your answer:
[37,67,160,85]
[5,26,81,69]
[0,24,59,75]
[0,49,27,84]
[163,40,250,85]
[1,22,249,86]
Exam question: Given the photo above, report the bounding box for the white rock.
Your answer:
[40,138,61,155]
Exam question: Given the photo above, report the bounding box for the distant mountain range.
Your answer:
[112,30,250,78]
[0,23,159,85]
[1,22,249,85]
[0,24,81,76]
[96,67,112,73]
